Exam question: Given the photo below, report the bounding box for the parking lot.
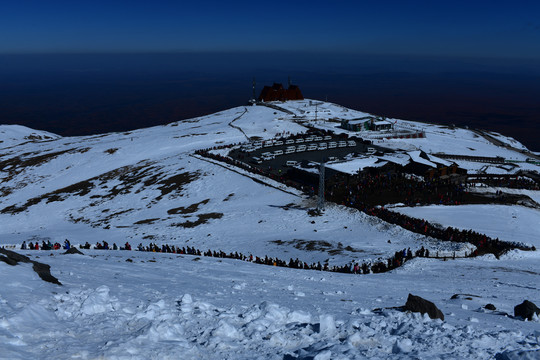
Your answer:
[228,133,389,177]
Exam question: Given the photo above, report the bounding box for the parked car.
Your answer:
[261,152,274,160]
[285,147,296,154]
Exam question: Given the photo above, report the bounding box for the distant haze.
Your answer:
[0,53,538,151]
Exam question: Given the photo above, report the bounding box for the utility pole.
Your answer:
[318,162,325,211]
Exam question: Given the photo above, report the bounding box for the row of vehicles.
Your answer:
[251,140,357,163]
[242,135,334,153]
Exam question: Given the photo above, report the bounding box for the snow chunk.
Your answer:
[288,310,312,324]
[314,350,332,360]
[179,294,193,313]
[393,338,413,354]
[319,314,336,336]
[81,286,115,316]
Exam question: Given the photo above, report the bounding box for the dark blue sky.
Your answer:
[2,0,539,58]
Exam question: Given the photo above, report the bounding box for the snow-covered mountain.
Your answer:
[1,100,539,359]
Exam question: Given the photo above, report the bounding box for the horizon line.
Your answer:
[1,51,539,62]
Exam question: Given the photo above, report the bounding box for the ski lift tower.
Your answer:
[318,161,325,211]
[312,101,323,124]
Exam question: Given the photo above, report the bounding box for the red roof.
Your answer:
[259,83,304,102]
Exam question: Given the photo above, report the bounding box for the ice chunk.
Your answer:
[319,314,336,337]
[314,350,332,360]
[392,338,413,354]
[81,286,114,316]
[288,310,311,324]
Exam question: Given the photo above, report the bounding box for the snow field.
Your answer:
[1,251,540,359]
[2,99,540,359]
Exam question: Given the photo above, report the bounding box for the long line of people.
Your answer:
[21,239,71,251]
[19,239,460,275]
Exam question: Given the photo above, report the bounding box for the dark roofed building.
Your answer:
[259,83,304,102]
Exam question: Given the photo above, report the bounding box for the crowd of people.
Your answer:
[19,239,462,275]
[326,171,471,208]
[21,239,71,251]
[473,176,539,190]
[195,143,536,258]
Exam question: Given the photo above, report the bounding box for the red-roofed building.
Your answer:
[258,83,304,102]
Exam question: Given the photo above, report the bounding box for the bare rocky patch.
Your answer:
[171,212,223,228]
[0,148,90,196]
[271,239,364,255]
[155,172,200,201]
[133,218,161,225]
[1,158,199,214]
[223,193,234,201]
[167,199,210,215]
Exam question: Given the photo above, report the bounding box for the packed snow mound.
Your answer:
[4,286,539,359]
[2,249,540,359]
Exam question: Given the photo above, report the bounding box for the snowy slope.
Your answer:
[1,100,540,359]
[0,125,60,149]
[0,102,479,264]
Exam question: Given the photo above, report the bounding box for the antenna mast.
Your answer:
[252,77,256,101]
[318,162,325,211]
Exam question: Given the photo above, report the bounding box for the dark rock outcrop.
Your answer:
[32,262,62,285]
[484,303,497,311]
[0,255,18,266]
[64,247,84,255]
[0,247,62,285]
[404,293,444,320]
[514,300,540,321]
